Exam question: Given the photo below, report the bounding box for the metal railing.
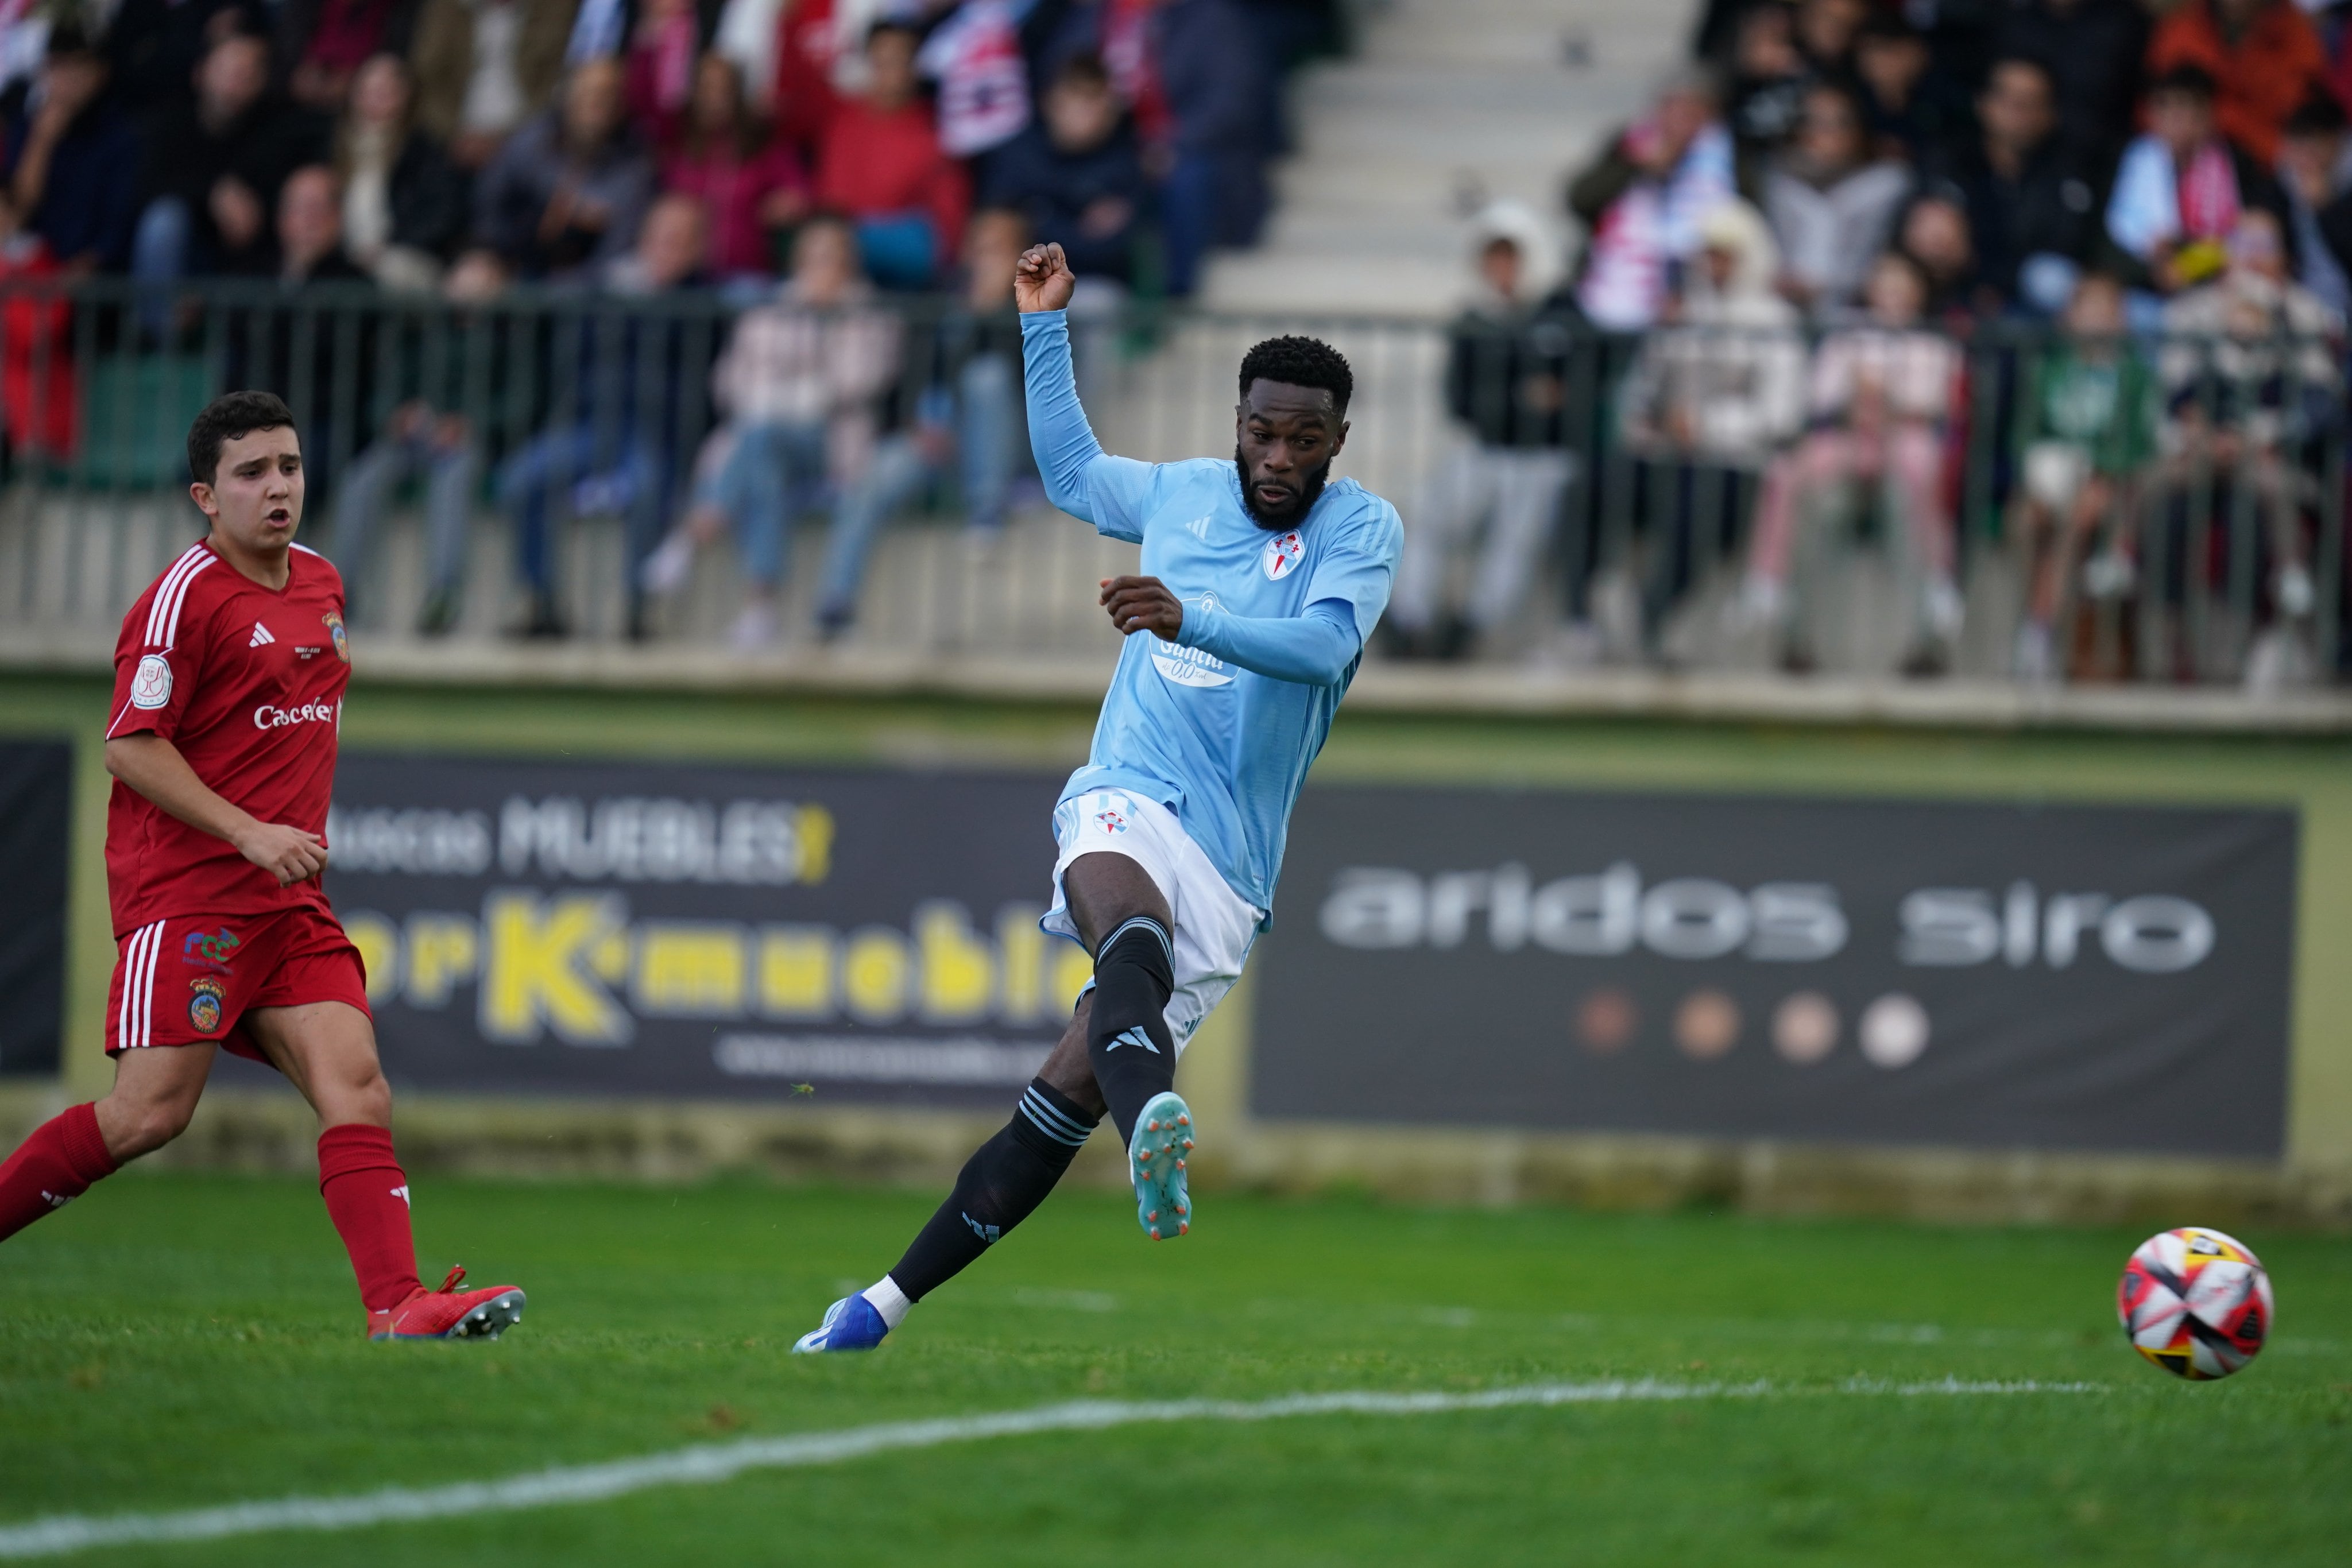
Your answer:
[0,277,2341,688]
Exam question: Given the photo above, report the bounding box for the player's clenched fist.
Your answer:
[1014,242,1077,315]
[235,820,329,886]
[1100,576,1184,639]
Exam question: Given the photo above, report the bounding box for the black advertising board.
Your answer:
[0,741,69,1076]
[307,754,1088,1108]
[1251,787,2297,1158]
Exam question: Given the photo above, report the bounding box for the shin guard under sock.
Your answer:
[0,1104,117,1243]
[885,1078,1098,1302]
[317,1124,421,1311]
[1085,915,1177,1147]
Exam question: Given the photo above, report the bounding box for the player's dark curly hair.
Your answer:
[187,391,296,485]
[1238,336,1353,419]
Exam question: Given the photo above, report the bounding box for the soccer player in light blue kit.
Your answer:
[796,242,1402,1353]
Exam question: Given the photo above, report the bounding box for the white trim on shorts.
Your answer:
[1043,788,1263,1055]
[117,919,168,1051]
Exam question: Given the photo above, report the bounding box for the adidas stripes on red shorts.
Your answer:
[106,907,370,1063]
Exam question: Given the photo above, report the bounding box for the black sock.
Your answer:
[1086,915,1177,1147]
[886,1078,1097,1302]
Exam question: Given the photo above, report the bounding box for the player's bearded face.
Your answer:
[1233,445,1332,528]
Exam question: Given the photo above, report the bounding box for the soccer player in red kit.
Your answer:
[0,391,526,1341]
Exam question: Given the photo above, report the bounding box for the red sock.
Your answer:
[317,1124,420,1311]
[0,1104,118,1243]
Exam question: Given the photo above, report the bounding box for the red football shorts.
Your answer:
[106,907,372,1063]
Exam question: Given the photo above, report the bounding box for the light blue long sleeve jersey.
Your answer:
[1023,309,1403,921]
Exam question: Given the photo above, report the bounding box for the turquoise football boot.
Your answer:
[1129,1091,1196,1240]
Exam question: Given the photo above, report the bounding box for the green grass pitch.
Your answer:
[3,1172,2349,1565]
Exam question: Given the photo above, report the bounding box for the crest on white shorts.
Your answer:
[130,654,173,709]
[1263,529,1304,579]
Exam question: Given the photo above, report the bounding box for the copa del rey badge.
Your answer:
[1263,529,1304,580]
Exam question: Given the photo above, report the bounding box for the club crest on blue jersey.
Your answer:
[1263,529,1304,579]
[322,611,349,664]
[187,976,225,1033]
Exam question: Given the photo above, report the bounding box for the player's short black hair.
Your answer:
[1238,335,1353,420]
[187,391,296,485]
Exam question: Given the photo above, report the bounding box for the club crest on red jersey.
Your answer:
[187,976,225,1033]
[1263,530,1304,580]
[322,611,349,664]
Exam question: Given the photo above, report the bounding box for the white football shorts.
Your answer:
[1043,788,1264,1056]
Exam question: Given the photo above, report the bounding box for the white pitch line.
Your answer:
[0,1378,2100,1560]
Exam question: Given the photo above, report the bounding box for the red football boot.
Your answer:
[368,1266,527,1341]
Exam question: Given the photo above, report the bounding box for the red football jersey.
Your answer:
[105,539,350,938]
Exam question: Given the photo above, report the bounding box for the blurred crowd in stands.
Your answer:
[1395,0,2352,687]
[0,0,1332,642]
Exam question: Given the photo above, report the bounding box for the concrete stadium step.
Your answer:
[1202,0,1699,318]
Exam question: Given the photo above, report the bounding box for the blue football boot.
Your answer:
[1130,1091,1195,1241]
[792,1292,890,1353]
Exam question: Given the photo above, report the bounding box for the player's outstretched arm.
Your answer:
[104,734,327,886]
[1018,243,1150,536]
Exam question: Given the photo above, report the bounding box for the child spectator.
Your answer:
[2009,272,2160,681]
[1740,250,1964,672]
[982,52,1151,288]
[662,52,807,280]
[1618,199,1807,645]
[134,29,333,283]
[2146,0,2327,167]
[2107,64,2291,303]
[1895,193,1982,322]
[474,55,654,278]
[1565,65,1738,331]
[2146,210,2341,676]
[1991,0,2150,171]
[3,26,142,276]
[821,207,1033,638]
[411,0,581,169]
[280,0,421,111]
[637,213,901,649]
[2276,91,2352,316]
[1762,79,1912,312]
[1921,57,2101,316]
[497,191,711,637]
[335,53,470,291]
[814,19,967,288]
[1388,202,1581,660]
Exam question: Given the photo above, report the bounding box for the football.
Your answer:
[2117,1227,2275,1380]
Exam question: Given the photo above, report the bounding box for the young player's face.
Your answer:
[196,426,304,554]
[1234,381,1348,528]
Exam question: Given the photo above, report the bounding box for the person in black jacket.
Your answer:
[1921,56,2103,315]
[335,52,470,289]
[981,52,1150,287]
[132,29,332,285]
[1386,202,1587,660]
[2,26,144,274]
[1991,0,2150,174]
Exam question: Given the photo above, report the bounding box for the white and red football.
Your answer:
[2117,1226,2274,1380]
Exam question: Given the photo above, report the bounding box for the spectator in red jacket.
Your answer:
[814,18,968,287]
[2146,0,2328,165]
[663,52,808,278]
